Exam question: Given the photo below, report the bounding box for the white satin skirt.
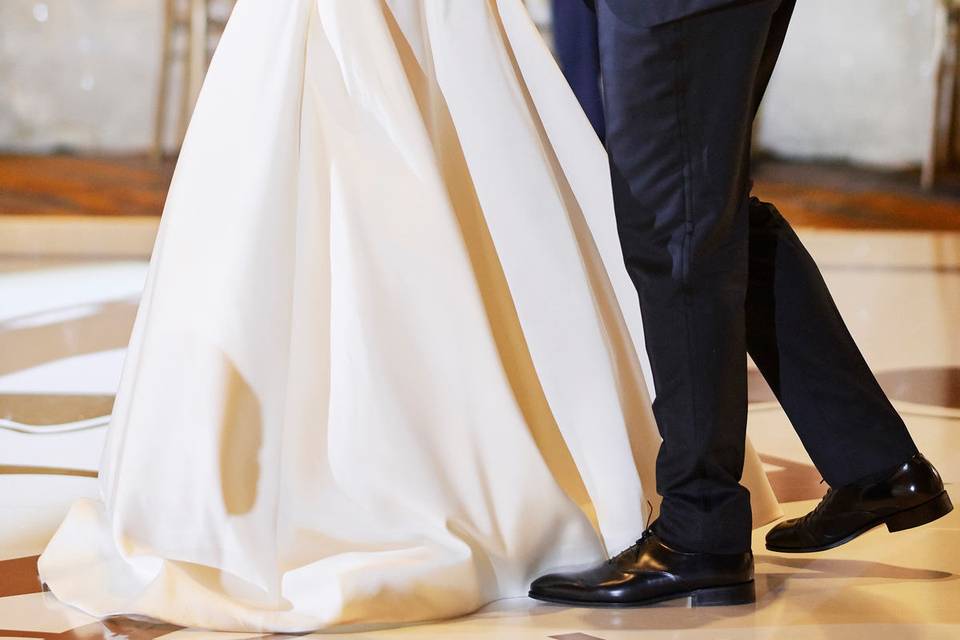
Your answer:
[38,0,781,632]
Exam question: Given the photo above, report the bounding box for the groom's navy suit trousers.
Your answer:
[586,0,742,27]
[596,0,919,553]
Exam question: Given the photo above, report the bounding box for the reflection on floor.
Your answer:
[0,225,958,637]
[0,501,957,639]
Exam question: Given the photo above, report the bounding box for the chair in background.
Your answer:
[925,0,960,189]
[152,0,234,160]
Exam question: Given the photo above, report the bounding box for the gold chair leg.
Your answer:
[177,0,208,146]
[925,4,960,190]
[152,0,175,163]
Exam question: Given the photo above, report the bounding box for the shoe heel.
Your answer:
[690,581,756,607]
[886,491,954,533]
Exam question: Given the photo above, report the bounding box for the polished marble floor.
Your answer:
[1,499,957,640]
[1,226,958,638]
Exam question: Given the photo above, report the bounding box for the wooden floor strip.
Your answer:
[0,556,41,598]
[0,466,97,478]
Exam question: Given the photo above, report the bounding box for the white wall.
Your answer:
[0,0,944,167]
[756,0,938,167]
[0,0,162,153]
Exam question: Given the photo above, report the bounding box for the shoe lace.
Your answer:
[800,481,835,526]
[607,501,656,564]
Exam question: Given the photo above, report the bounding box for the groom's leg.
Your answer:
[743,2,918,486]
[745,200,918,486]
[597,0,784,553]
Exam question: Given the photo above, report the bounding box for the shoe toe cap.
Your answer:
[765,518,804,549]
[529,570,591,601]
[530,571,573,593]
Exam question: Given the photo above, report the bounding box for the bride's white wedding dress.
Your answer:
[38,0,780,632]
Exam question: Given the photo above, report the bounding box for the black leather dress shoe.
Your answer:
[529,529,755,607]
[766,453,953,553]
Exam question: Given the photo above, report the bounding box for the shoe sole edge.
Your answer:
[528,580,756,608]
